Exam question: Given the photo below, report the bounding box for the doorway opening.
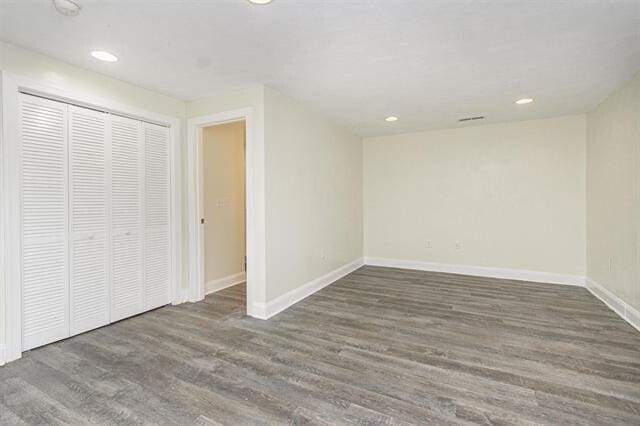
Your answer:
[201,120,247,310]
[187,107,263,318]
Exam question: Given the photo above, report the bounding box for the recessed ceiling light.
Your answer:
[52,0,81,16]
[515,98,534,105]
[248,0,273,4]
[385,116,398,122]
[91,51,118,62]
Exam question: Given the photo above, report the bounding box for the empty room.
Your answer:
[0,0,639,425]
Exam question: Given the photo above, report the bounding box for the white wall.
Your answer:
[189,86,363,307]
[263,87,363,301]
[203,121,246,283]
[364,115,586,278]
[187,86,267,306]
[586,72,640,313]
[0,42,185,119]
[188,86,264,120]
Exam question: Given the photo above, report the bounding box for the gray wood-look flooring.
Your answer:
[1,266,640,425]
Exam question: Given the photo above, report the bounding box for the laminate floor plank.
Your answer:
[1,265,639,425]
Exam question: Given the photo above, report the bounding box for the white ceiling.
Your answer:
[1,0,639,137]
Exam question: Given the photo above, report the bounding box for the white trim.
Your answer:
[187,108,265,318]
[206,272,246,295]
[586,278,640,333]
[252,258,364,320]
[2,72,23,363]
[0,71,9,366]
[363,257,586,287]
[0,71,183,364]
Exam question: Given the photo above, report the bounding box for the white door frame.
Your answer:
[0,71,183,365]
[187,108,263,317]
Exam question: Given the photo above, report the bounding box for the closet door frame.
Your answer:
[0,72,183,365]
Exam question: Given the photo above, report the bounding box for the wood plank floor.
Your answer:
[1,266,639,425]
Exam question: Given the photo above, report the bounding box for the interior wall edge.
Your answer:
[585,70,640,314]
[263,85,359,139]
[586,277,640,333]
[262,86,363,302]
[0,70,6,368]
[363,257,585,287]
[252,257,365,320]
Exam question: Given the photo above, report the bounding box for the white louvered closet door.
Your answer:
[19,94,70,350]
[143,123,171,310]
[68,105,110,335]
[110,115,144,321]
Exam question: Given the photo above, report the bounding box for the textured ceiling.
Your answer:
[1,0,639,136]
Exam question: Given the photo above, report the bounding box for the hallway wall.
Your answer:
[202,121,246,287]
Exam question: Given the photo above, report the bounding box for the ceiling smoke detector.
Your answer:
[52,0,81,16]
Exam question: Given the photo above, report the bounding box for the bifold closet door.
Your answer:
[110,115,144,321]
[68,105,110,335]
[143,123,171,310]
[20,94,69,350]
[18,94,172,350]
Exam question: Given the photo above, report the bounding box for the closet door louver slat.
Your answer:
[68,105,110,335]
[20,94,70,350]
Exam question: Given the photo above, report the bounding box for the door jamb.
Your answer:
[186,108,263,317]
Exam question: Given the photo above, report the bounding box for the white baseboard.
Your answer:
[205,272,246,295]
[0,344,5,366]
[586,278,640,333]
[243,255,639,335]
[363,257,585,287]
[251,257,365,320]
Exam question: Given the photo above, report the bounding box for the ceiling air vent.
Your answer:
[458,116,485,122]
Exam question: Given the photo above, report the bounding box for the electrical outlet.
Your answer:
[426,240,432,249]
[455,241,462,250]
[320,248,326,260]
